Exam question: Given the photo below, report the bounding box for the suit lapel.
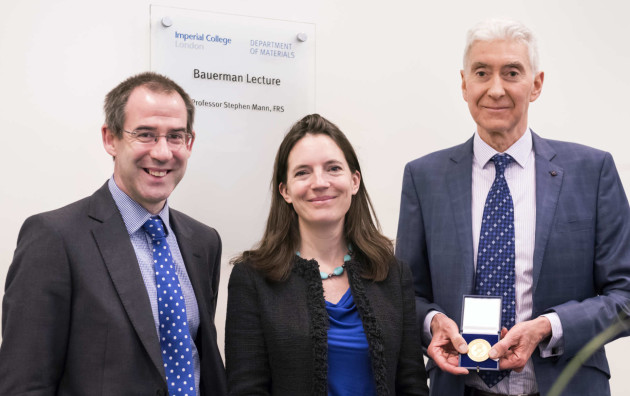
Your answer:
[170,212,212,346]
[532,133,564,296]
[87,183,165,378]
[171,213,211,319]
[447,137,475,289]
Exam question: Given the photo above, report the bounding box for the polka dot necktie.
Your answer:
[143,217,196,396]
[474,154,516,388]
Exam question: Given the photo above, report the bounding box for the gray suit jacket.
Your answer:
[0,182,227,395]
[396,132,630,396]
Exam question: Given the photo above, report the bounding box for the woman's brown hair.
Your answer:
[232,114,394,281]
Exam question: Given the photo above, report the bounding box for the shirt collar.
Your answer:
[108,176,171,235]
[473,128,533,169]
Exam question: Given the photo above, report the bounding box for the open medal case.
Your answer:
[458,295,501,371]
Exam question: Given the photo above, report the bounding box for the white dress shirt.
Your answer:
[424,129,564,394]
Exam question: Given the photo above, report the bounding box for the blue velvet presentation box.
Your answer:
[459,295,501,371]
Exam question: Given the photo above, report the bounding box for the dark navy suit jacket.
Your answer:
[396,132,630,396]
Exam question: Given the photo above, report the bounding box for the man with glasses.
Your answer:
[0,72,227,395]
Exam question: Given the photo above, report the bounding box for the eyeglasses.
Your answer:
[123,129,193,149]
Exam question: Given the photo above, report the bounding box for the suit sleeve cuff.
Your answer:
[538,312,564,357]
[424,310,441,340]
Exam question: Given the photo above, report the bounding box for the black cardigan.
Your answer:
[225,256,429,395]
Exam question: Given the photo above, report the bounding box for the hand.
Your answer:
[428,313,469,375]
[489,316,552,372]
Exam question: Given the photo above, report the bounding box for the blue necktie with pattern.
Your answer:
[143,217,197,396]
[474,154,516,388]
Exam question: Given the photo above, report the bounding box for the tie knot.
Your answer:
[491,153,514,176]
[142,217,167,240]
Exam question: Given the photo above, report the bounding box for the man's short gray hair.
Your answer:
[463,18,540,74]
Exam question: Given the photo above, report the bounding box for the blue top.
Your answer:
[326,288,376,396]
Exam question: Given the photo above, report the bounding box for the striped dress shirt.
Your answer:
[425,129,563,394]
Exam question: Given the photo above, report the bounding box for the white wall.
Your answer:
[1,0,629,393]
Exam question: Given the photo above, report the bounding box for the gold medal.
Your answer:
[467,339,491,362]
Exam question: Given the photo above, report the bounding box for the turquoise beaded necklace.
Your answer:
[296,244,352,280]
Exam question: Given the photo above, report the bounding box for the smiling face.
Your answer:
[462,39,544,150]
[279,134,360,232]
[102,85,194,214]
